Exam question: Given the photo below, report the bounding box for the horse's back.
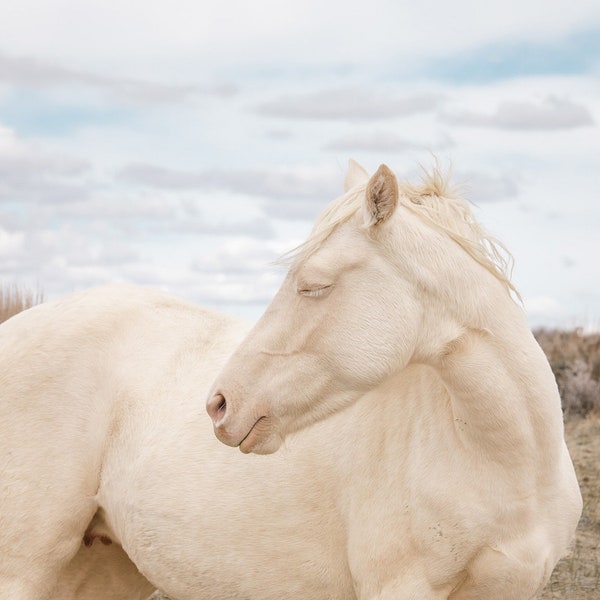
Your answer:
[0,282,239,421]
[0,284,227,479]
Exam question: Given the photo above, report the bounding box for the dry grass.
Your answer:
[539,416,600,599]
[0,285,44,324]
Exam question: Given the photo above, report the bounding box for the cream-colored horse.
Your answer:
[0,161,580,600]
[208,161,582,598]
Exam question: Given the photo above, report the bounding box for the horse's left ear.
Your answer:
[344,159,369,192]
[364,164,398,226]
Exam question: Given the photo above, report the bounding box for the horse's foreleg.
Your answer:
[0,494,97,599]
[1,510,102,598]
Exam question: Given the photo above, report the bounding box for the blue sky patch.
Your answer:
[423,29,600,83]
[0,90,131,137]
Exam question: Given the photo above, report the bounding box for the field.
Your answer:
[534,329,600,597]
[540,416,600,598]
[533,328,600,596]
[1,288,598,598]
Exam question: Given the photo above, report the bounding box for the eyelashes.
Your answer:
[297,284,333,298]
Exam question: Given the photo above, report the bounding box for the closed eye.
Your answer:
[298,285,333,298]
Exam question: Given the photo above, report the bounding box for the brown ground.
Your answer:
[540,416,600,598]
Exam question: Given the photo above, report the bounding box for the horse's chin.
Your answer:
[238,416,282,454]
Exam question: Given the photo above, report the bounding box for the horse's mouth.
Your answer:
[238,416,268,454]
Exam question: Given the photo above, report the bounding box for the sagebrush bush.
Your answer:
[534,328,600,417]
[561,359,600,417]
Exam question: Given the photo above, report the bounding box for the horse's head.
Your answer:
[207,160,515,453]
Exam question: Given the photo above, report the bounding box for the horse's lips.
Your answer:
[238,416,267,454]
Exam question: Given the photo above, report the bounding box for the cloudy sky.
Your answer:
[0,0,599,329]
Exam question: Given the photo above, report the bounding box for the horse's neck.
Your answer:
[309,316,565,521]
[434,321,564,463]
[296,295,564,496]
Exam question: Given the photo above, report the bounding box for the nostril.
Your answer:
[207,392,228,424]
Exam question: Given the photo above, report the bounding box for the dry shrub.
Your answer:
[0,285,44,325]
[534,328,600,418]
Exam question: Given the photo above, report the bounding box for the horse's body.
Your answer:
[1,161,582,599]
[0,284,370,599]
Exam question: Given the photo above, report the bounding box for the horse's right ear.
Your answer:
[364,164,398,227]
[344,159,369,192]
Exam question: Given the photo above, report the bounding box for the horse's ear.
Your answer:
[364,164,398,226]
[344,159,369,192]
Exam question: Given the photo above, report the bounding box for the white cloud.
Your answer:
[440,96,595,130]
[455,170,520,202]
[0,125,90,176]
[0,224,133,298]
[256,88,443,121]
[0,125,91,204]
[186,271,284,306]
[1,1,599,81]
[117,162,341,220]
[324,131,454,153]
[0,228,24,259]
[191,238,287,274]
[0,53,237,105]
[52,192,177,221]
[525,295,566,324]
[121,255,284,308]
